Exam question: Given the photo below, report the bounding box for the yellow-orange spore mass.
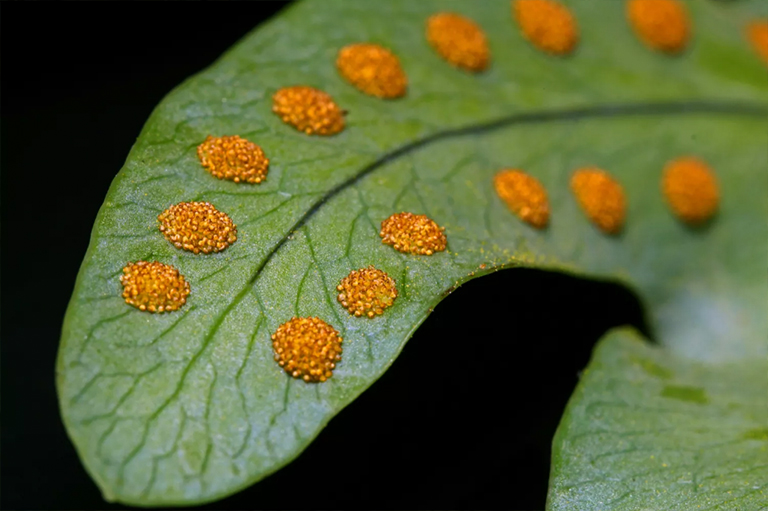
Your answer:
[627,0,690,54]
[662,157,719,225]
[336,43,407,98]
[197,135,269,184]
[513,0,578,55]
[158,201,237,254]
[570,168,626,235]
[272,86,345,135]
[380,212,447,256]
[337,266,398,318]
[271,317,342,383]
[426,12,490,72]
[493,169,549,229]
[120,261,190,313]
[746,20,768,65]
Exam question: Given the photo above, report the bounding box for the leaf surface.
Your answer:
[548,328,768,510]
[56,0,768,506]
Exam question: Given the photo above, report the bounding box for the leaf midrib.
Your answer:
[252,99,768,285]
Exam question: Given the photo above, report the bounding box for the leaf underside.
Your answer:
[56,0,768,507]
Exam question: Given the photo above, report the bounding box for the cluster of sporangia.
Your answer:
[119,0,767,383]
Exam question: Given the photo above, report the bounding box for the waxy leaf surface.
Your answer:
[56,0,768,507]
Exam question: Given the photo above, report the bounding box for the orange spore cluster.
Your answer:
[336,43,408,98]
[662,157,719,225]
[493,169,549,229]
[570,167,626,235]
[337,266,398,318]
[120,261,190,313]
[426,12,490,72]
[197,135,269,184]
[271,317,342,383]
[272,86,345,135]
[627,0,690,54]
[158,201,237,254]
[513,0,578,56]
[380,212,447,255]
[746,20,768,65]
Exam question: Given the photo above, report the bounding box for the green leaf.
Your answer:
[56,0,768,506]
[548,328,768,509]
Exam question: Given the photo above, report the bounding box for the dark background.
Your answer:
[1,3,648,510]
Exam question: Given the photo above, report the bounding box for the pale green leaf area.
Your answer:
[56,0,768,507]
[550,329,768,510]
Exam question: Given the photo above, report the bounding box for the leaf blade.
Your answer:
[548,327,768,510]
[57,0,768,505]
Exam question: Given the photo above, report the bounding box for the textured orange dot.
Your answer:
[158,201,237,254]
[120,261,190,313]
[746,20,768,65]
[197,135,269,184]
[493,169,549,229]
[337,266,398,318]
[627,0,690,54]
[272,86,345,135]
[513,0,579,55]
[570,168,627,235]
[380,212,447,256]
[271,317,342,383]
[336,43,407,98]
[426,12,490,72]
[662,157,719,225]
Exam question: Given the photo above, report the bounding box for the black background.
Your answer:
[1,3,649,510]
